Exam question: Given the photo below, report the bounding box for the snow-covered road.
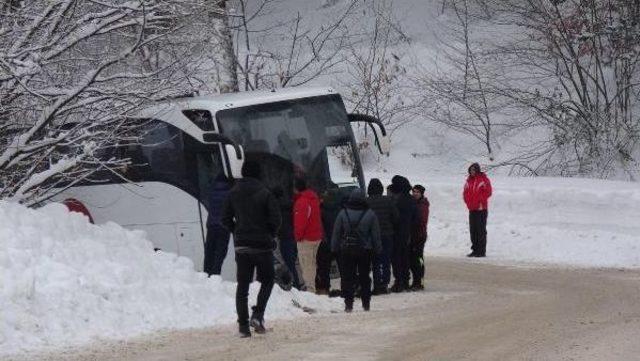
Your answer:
[10,259,640,361]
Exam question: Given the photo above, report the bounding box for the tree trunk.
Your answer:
[210,0,239,93]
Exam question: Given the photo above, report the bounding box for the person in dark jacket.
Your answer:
[271,186,305,290]
[463,163,493,257]
[331,189,382,312]
[203,173,232,276]
[409,184,430,291]
[389,175,418,293]
[316,182,344,295]
[221,161,281,338]
[366,178,399,295]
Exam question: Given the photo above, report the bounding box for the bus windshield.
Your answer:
[216,94,362,192]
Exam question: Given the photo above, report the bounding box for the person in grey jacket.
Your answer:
[331,189,382,312]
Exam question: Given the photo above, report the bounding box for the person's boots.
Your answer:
[362,299,370,312]
[250,306,266,334]
[410,282,424,291]
[238,323,251,338]
[345,300,353,313]
[390,283,405,293]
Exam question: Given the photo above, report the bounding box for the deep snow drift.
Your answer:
[0,202,340,356]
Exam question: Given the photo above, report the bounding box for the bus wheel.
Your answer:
[63,198,95,224]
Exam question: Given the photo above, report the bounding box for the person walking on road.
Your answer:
[409,184,430,290]
[332,189,382,312]
[463,163,492,258]
[366,178,399,295]
[221,161,281,338]
[293,178,324,292]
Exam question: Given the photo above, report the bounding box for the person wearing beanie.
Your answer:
[332,189,382,312]
[221,160,281,337]
[463,163,492,257]
[389,175,418,293]
[366,178,399,294]
[292,177,324,292]
[409,184,430,290]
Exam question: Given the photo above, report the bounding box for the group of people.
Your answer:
[208,160,492,337]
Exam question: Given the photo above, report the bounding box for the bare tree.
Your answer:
[417,0,508,161]
[0,0,207,204]
[341,0,413,133]
[230,0,361,90]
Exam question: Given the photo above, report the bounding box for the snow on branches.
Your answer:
[0,0,211,204]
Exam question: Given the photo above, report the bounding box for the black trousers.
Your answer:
[409,239,426,286]
[469,210,488,256]
[315,239,333,290]
[340,251,372,307]
[392,240,410,287]
[235,252,275,326]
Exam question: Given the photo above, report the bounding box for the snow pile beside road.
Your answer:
[369,173,640,269]
[0,202,340,355]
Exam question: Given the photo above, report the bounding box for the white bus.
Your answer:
[55,87,389,278]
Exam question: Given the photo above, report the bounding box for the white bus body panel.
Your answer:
[55,182,205,272]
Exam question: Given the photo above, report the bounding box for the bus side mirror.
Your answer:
[347,113,391,156]
[225,144,245,178]
[369,122,390,155]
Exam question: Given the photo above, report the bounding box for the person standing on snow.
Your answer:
[203,173,232,276]
[293,177,324,292]
[221,161,281,338]
[332,189,382,312]
[366,178,399,295]
[316,182,345,295]
[389,175,418,293]
[463,163,492,258]
[409,184,430,290]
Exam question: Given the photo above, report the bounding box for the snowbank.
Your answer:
[0,202,340,356]
[368,173,640,269]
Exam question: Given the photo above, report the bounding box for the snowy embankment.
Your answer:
[0,202,340,356]
[370,173,640,268]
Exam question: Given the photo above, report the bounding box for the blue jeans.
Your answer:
[373,236,393,288]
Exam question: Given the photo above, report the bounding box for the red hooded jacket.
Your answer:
[293,189,324,242]
[463,173,492,211]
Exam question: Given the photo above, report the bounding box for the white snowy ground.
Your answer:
[0,202,341,356]
[2,173,640,357]
[367,173,640,269]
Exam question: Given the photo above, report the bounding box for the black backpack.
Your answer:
[340,209,368,256]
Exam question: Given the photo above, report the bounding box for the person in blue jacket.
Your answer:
[203,173,232,276]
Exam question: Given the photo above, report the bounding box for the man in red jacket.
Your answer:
[293,178,324,292]
[463,163,492,257]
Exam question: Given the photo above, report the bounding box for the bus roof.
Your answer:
[136,86,339,142]
[161,86,337,114]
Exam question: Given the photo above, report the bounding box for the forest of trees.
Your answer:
[1,0,638,204]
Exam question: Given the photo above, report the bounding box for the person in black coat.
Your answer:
[389,175,418,293]
[203,173,232,276]
[366,178,399,295]
[221,161,281,338]
[316,182,344,294]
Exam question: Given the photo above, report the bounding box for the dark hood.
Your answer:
[346,189,369,210]
[391,176,412,194]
